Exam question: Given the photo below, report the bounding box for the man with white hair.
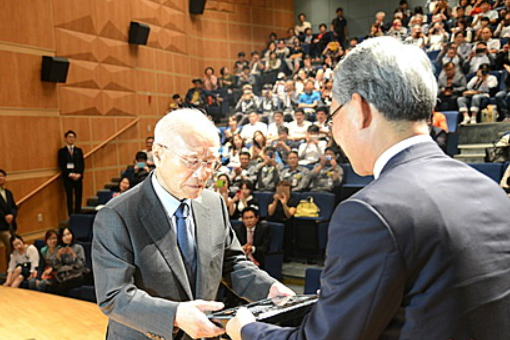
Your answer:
[226,37,510,339]
[92,109,293,340]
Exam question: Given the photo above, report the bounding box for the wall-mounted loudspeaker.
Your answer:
[41,56,70,83]
[129,22,150,45]
[190,0,206,14]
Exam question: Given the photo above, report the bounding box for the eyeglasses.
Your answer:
[158,144,221,173]
[327,104,343,127]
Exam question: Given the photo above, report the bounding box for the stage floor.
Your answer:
[0,286,107,339]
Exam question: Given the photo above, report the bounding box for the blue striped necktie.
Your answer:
[175,202,196,275]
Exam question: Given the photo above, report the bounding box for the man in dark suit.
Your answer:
[58,130,84,216]
[234,207,271,267]
[0,169,17,263]
[227,37,510,339]
[92,109,293,340]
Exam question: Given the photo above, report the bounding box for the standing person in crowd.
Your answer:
[58,130,84,216]
[332,7,348,48]
[0,169,17,264]
[255,146,280,192]
[54,227,87,296]
[3,234,39,288]
[458,63,498,125]
[307,147,343,192]
[93,110,292,340]
[141,136,155,167]
[226,36,510,340]
[234,207,271,268]
[295,13,312,36]
[29,229,60,292]
[279,151,310,192]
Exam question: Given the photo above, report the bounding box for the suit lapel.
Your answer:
[138,176,194,300]
[192,196,213,299]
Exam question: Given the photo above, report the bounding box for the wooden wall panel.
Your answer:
[0,0,295,238]
[0,0,55,49]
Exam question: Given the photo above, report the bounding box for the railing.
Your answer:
[16,117,140,206]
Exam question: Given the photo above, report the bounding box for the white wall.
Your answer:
[294,0,427,39]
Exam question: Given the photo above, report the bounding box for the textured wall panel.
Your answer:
[55,28,99,62]
[99,64,136,92]
[96,0,131,41]
[61,117,92,142]
[97,37,136,68]
[102,90,137,116]
[64,60,101,89]
[60,87,102,115]
[52,0,97,35]
[135,70,158,93]
[159,6,186,33]
[132,0,162,26]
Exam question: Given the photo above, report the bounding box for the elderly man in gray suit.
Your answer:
[92,109,293,340]
[226,37,510,339]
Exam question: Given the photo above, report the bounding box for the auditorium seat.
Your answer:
[68,214,95,242]
[97,190,114,205]
[252,192,274,218]
[468,163,504,183]
[339,163,374,201]
[262,222,285,280]
[441,111,460,133]
[304,268,323,295]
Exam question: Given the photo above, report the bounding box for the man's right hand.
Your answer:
[175,300,225,339]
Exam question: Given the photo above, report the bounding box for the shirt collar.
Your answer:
[373,135,432,179]
[152,172,190,217]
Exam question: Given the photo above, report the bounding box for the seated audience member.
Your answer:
[234,207,271,267]
[458,63,498,125]
[141,136,155,167]
[312,24,333,59]
[132,151,152,186]
[249,51,265,78]
[250,130,268,163]
[223,133,246,168]
[287,109,312,142]
[275,39,291,69]
[298,125,327,166]
[255,147,280,192]
[321,79,334,107]
[297,79,321,118]
[240,112,267,144]
[113,177,131,198]
[472,0,499,29]
[3,235,39,288]
[54,227,87,295]
[405,25,428,48]
[280,151,311,192]
[272,126,294,164]
[288,38,304,74]
[308,147,344,192]
[168,94,183,111]
[235,85,260,125]
[279,79,300,115]
[234,51,249,75]
[427,22,448,51]
[29,229,60,292]
[437,62,467,110]
[230,151,258,193]
[295,13,312,36]
[268,180,298,224]
[496,40,510,70]
[453,31,472,61]
[387,18,408,41]
[495,65,510,122]
[0,169,17,263]
[202,67,218,91]
[436,44,463,71]
[213,173,233,212]
[184,78,207,108]
[267,111,287,143]
[239,66,258,91]
[219,66,236,92]
[479,27,501,55]
[314,107,331,137]
[495,12,510,38]
[463,42,493,74]
[230,180,259,220]
[259,84,281,123]
[224,116,241,142]
[263,52,282,84]
[500,163,510,195]
[472,17,491,42]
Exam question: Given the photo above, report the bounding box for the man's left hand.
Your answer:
[226,307,256,340]
[267,281,295,299]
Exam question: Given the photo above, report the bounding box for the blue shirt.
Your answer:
[298,91,321,105]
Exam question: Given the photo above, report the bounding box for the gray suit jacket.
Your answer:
[92,173,276,340]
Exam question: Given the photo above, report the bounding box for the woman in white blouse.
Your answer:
[3,235,39,288]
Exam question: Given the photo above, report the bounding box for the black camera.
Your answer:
[476,48,485,53]
[481,70,489,76]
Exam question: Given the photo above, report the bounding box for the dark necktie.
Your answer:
[175,202,196,276]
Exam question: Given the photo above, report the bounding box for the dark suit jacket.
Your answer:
[243,142,510,339]
[0,188,17,232]
[58,146,84,179]
[92,173,276,340]
[234,222,271,266]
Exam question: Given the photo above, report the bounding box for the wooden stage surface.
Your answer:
[0,286,108,339]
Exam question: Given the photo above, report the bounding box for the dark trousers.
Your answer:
[63,178,82,216]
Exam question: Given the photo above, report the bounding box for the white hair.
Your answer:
[333,36,437,122]
[153,109,220,161]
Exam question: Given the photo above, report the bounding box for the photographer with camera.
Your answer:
[255,146,280,192]
[132,151,152,186]
[463,42,493,74]
[307,147,343,193]
[457,63,498,125]
[298,125,327,166]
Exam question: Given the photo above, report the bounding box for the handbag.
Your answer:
[295,197,320,218]
[485,132,510,163]
[55,263,85,283]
